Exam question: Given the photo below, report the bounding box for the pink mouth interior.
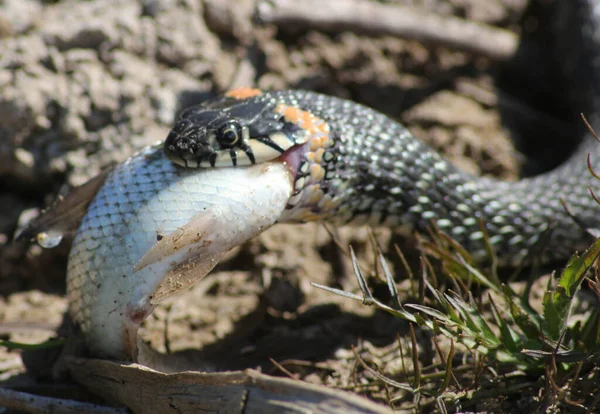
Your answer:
[278,142,309,178]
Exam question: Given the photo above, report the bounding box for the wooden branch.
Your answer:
[0,387,128,414]
[256,0,518,61]
[67,357,391,413]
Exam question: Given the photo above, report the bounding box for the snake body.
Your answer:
[163,0,600,266]
[165,88,599,266]
[22,0,600,360]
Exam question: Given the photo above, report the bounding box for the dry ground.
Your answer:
[2,0,597,412]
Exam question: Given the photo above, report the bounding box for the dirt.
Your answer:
[0,0,590,412]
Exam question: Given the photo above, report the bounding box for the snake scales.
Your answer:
[163,1,600,266]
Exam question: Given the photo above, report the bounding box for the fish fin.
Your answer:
[16,168,113,244]
[133,213,215,273]
[134,212,227,304]
[148,249,226,305]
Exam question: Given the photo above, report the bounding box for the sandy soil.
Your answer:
[2,0,592,412]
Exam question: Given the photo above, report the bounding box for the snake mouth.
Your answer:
[167,135,303,170]
[165,123,308,169]
[278,142,308,178]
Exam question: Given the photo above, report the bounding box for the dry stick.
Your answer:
[0,387,128,414]
[256,0,518,61]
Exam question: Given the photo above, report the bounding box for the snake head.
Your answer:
[164,117,220,168]
[164,95,309,168]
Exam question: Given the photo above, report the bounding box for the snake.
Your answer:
[19,0,600,360]
[162,0,600,268]
[162,85,600,267]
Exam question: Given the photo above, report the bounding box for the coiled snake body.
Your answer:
[164,90,596,266]
[25,0,600,360]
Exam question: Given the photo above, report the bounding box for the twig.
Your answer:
[0,387,128,414]
[269,357,300,380]
[256,0,518,61]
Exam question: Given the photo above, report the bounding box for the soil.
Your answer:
[0,0,593,412]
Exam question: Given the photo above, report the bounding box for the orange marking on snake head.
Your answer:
[276,104,330,137]
[225,87,263,100]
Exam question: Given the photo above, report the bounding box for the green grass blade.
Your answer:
[558,237,600,296]
[542,237,600,340]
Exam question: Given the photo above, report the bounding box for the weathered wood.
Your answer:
[67,358,391,414]
[0,386,128,414]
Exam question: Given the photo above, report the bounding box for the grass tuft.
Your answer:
[313,226,600,410]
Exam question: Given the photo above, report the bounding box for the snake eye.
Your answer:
[217,121,242,148]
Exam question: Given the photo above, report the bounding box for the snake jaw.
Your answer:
[278,126,343,223]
